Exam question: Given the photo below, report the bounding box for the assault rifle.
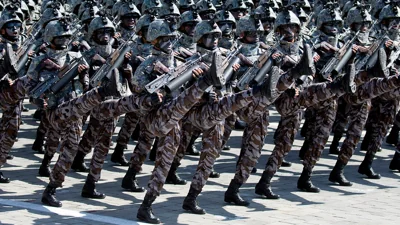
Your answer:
[220,45,243,82]
[354,33,388,74]
[387,45,400,69]
[29,49,93,99]
[89,33,135,88]
[15,20,42,74]
[144,52,210,93]
[319,31,360,78]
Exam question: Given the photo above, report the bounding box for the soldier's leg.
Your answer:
[359,100,397,179]
[221,113,236,150]
[0,76,36,105]
[300,107,317,159]
[121,121,155,192]
[390,145,400,172]
[330,97,348,155]
[32,115,47,154]
[183,122,224,214]
[257,113,301,199]
[113,112,141,165]
[361,102,379,151]
[299,99,337,192]
[329,101,370,186]
[38,126,61,177]
[0,104,21,182]
[82,118,115,199]
[386,109,400,145]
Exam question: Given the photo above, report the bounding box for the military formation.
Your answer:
[1,0,400,223]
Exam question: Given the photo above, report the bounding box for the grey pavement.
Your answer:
[0,102,399,225]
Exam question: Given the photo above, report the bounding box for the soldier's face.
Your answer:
[352,21,371,33]
[388,18,400,31]
[261,18,275,33]
[217,21,234,36]
[199,11,215,20]
[322,21,341,36]
[4,21,22,38]
[230,8,248,20]
[94,28,114,45]
[243,31,262,44]
[182,22,197,37]
[157,36,176,53]
[202,32,221,49]
[52,35,71,50]
[122,14,139,29]
[278,24,299,42]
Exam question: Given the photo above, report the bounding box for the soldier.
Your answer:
[177,0,196,14]
[226,0,250,21]
[196,0,217,20]
[114,3,141,42]
[386,111,400,145]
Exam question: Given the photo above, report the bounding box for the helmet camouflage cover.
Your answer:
[43,18,73,43]
[193,20,222,42]
[147,19,178,42]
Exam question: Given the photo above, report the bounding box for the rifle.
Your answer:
[319,31,360,78]
[354,34,388,74]
[29,49,93,99]
[89,33,135,88]
[15,20,42,74]
[221,45,243,82]
[144,52,210,93]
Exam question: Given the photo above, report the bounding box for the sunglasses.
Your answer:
[231,8,247,13]
[160,36,177,42]
[5,22,22,29]
[245,31,264,37]
[204,32,221,39]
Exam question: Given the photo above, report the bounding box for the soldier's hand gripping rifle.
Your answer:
[89,33,135,88]
[144,52,210,94]
[220,45,243,82]
[319,31,360,78]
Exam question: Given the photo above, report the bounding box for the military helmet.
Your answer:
[159,2,181,18]
[40,7,64,28]
[0,9,23,31]
[177,0,195,9]
[88,15,115,40]
[215,9,237,27]
[345,5,372,26]
[225,0,248,11]
[142,0,162,14]
[244,0,255,9]
[3,3,25,22]
[259,0,279,12]
[147,19,178,42]
[274,9,301,31]
[211,0,224,10]
[193,20,222,42]
[236,14,264,36]
[42,0,67,14]
[178,10,202,29]
[112,1,125,17]
[136,14,157,34]
[379,4,400,21]
[196,0,217,15]
[80,5,100,23]
[317,8,343,29]
[254,5,277,20]
[43,18,73,43]
[118,3,141,20]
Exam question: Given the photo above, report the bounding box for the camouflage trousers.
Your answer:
[0,76,35,107]
[145,88,257,196]
[221,113,237,148]
[0,101,22,167]
[129,120,156,172]
[116,112,141,147]
[331,97,348,136]
[47,89,103,187]
[337,100,371,164]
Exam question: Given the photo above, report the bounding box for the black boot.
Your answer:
[121,166,145,192]
[386,124,400,146]
[149,138,158,161]
[71,151,89,172]
[32,131,45,154]
[255,171,280,199]
[111,143,129,166]
[358,152,381,179]
[329,160,353,186]
[41,184,62,207]
[222,145,231,150]
[281,159,292,167]
[251,167,257,174]
[0,172,10,183]
[182,187,206,214]
[224,179,250,206]
[234,120,247,130]
[185,135,200,156]
[6,154,14,160]
[329,133,342,155]
[297,168,320,193]
[389,152,400,172]
[81,175,106,199]
[299,139,309,160]
[33,109,43,120]
[137,194,161,224]
[166,162,187,185]
[38,154,53,177]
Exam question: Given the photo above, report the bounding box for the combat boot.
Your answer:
[234,120,247,130]
[209,168,220,178]
[255,171,280,199]
[38,154,53,177]
[281,159,292,167]
[386,124,400,146]
[252,66,281,99]
[41,183,62,207]
[358,151,381,179]
[224,179,250,206]
[97,72,120,99]
[389,151,400,172]
[182,186,206,214]
[0,172,10,183]
[328,64,356,94]
[186,135,200,156]
[197,51,226,90]
[81,175,106,199]
[137,194,161,224]
[329,160,353,186]
[297,168,320,193]
[166,162,187,185]
[299,139,309,160]
[33,109,43,120]
[71,151,89,172]
[121,166,145,192]
[110,143,129,166]
[329,132,342,155]
[32,130,45,154]
[149,139,158,161]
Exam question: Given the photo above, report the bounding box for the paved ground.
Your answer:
[0,102,399,225]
